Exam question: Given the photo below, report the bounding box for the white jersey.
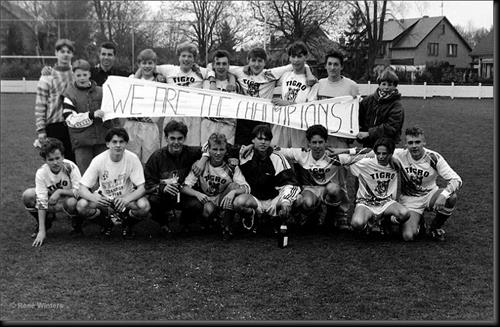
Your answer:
[35,159,81,210]
[184,162,250,196]
[348,157,398,206]
[278,71,314,103]
[80,149,145,199]
[393,148,462,197]
[156,64,211,88]
[312,76,360,99]
[278,148,357,186]
[228,64,293,99]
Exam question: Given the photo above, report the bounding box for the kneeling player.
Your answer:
[394,127,462,241]
[22,138,82,247]
[76,127,150,238]
[181,133,253,241]
[238,124,301,234]
[348,138,410,234]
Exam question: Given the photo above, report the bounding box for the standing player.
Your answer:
[310,51,360,147]
[357,68,404,149]
[347,137,410,233]
[270,41,317,148]
[217,47,316,146]
[201,50,242,145]
[90,41,130,86]
[393,127,462,241]
[76,128,150,238]
[181,133,252,241]
[62,59,118,174]
[34,38,75,161]
[22,138,82,247]
[135,42,218,147]
[124,48,164,164]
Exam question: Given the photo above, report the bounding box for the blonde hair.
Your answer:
[176,42,198,57]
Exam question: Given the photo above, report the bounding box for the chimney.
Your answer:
[423,15,429,18]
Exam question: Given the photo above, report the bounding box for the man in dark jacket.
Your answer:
[144,120,209,236]
[357,68,404,149]
[238,124,301,231]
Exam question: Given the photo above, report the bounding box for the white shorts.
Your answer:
[356,199,397,217]
[302,185,344,207]
[400,187,440,215]
[201,118,236,145]
[124,120,160,164]
[251,188,293,217]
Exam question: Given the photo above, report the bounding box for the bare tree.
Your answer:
[250,0,344,45]
[347,0,388,79]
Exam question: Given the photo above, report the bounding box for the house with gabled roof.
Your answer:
[375,15,472,69]
[469,29,493,79]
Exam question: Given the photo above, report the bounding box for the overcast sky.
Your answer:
[392,1,494,30]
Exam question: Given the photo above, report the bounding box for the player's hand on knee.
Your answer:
[433,194,446,211]
[48,190,61,206]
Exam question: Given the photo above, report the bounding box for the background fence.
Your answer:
[0,78,494,99]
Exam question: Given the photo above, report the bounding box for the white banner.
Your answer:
[101,76,359,138]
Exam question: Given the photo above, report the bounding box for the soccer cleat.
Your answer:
[100,225,113,237]
[160,224,173,238]
[335,216,352,231]
[121,225,136,239]
[428,228,446,241]
[242,209,255,231]
[221,227,233,242]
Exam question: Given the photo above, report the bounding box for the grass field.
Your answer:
[0,93,495,321]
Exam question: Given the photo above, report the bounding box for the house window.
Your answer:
[428,43,439,56]
[447,44,457,57]
[442,24,445,34]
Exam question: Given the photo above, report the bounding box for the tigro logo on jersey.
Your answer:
[242,79,261,97]
[285,80,307,90]
[173,76,196,85]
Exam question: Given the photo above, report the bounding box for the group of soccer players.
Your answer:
[24,38,462,247]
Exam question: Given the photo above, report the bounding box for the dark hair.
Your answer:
[164,119,188,138]
[39,137,65,159]
[207,133,228,148]
[212,49,231,63]
[105,127,129,143]
[305,124,328,142]
[72,59,91,72]
[324,51,344,65]
[373,137,395,154]
[55,39,74,53]
[247,47,267,61]
[377,67,399,86]
[251,124,272,140]
[287,41,308,57]
[100,41,117,55]
[405,126,425,137]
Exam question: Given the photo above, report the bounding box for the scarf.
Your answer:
[377,88,398,100]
